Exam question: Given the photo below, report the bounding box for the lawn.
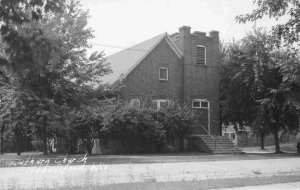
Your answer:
[0,142,300,168]
[1,148,300,190]
[241,143,298,153]
[5,175,300,190]
[0,150,299,168]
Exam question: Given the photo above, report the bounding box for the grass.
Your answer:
[242,143,298,153]
[4,174,300,190]
[1,147,300,190]
[1,152,299,168]
[1,146,300,168]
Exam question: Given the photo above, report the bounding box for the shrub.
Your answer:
[154,104,195,150]
[101,104,166,153]
[101,102,195,153]
[31,140,43,151]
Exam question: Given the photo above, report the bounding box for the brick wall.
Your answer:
[172,26,220,136]
[121,37,183,105]
[120,26,220,136]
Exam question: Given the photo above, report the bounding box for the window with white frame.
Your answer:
[153,99,171,109]
[130,99,140,107]
[196,45,206,65]
[192,99,209,109]
[159,67,168,81]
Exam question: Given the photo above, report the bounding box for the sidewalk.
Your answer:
[219,181,300,190]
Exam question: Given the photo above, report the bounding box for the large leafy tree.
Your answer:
[0,0,111,155]
[236,0,300,108]
[236,0,300,149]
[236,0,300,46]
[222,29,299,153]
[0,0,64,155]
[220,41,257,130]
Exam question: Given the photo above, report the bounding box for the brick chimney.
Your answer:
[209,30,219,42]
[179,26,191,37]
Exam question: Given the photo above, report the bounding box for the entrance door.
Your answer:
[192,99,210,135]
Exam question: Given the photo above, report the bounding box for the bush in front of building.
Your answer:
[100,103,195,153]
[31,140,44,152]
[101,104,165,153]
[154,104,195,151]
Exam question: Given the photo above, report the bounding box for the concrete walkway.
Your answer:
[219,181,300,190]
[1,158,300,189]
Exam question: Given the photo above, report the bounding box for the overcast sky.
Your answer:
[80,0,283,56]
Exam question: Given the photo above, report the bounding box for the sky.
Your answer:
[80,0,284,56]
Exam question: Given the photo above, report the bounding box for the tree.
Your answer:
[236,0,300,46]
[69,102,104,155]
[236,0,300,151]
[220,40,257,130]
[0,0,64,155]
[222,29,299,153]
[251,106,272,150]
[0,0,111,155]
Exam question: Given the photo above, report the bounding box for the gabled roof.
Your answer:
[102,33,183,84]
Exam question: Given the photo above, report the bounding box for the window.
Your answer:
[130,99,140,107]
[192,99,209,109]
[196,45,206,65]
[153,99,171,109]
[159,67,168,81]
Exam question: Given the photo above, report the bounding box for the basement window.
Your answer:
[153,99,171,109]
[159,67,168,81]
[192,99,209,109]
[196,45,206,65]
[130,99,140,107]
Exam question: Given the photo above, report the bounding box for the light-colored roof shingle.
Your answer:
[102,32,183,84]
[102,33,166,84]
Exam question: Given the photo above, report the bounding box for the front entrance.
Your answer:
[192,99,210,135]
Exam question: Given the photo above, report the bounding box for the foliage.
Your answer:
[236,0,300,46]
[69,102,104,155]
[155,104,195,139]
[221,29,299,152]
[0,0,111,154]
[101,102,195,153]
[31,140,44,152]
[220,40,257,129]
[101,104,164,153]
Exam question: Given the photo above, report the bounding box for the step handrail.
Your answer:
[199,124,216,151]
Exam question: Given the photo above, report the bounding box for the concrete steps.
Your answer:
[189,135,242,154]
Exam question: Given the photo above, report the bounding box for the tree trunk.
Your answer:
[42,117,48,155]
[260,133,265,150]
[86,147,92,155]
[83,139,92,155]
[1,124,4,154]
[24,135,27,152]
[86,142,92,155]
[298,114,300,153]
[180,134,185,152]
[15,126,21,155]
[273,128,281,153]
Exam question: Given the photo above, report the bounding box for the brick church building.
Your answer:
[103,26,221,137]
